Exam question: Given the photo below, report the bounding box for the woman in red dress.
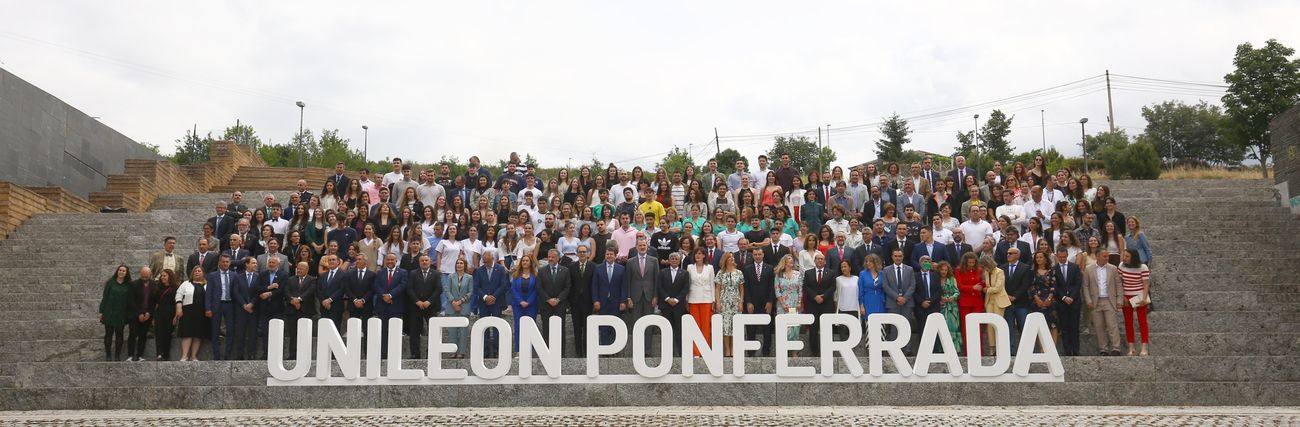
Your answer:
[954,252,985,348]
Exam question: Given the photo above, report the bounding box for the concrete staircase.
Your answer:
[209,166,336,193]
[0,179,1296,408]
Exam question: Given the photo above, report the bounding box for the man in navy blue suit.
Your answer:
[912,255,943,332]
[1054,248,1084,356]
[473,250,510,357]
[994,227,1034,267]
[346,254,377,349]
[233,257,261,359]
[316,255,347,332]
[204,254,245,360]
[373,253,408,358]
[591,245,626,345]
[910,227,948,269]
[254,256,286,359]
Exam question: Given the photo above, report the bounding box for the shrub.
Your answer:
[1101,140,1162,180]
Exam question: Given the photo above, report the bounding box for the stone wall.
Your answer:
[0,67,164,198]
[1272,104,1300,213]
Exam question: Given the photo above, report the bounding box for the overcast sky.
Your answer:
[2,1,1298,169]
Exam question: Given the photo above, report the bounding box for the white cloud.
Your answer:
[1,0,1297,169]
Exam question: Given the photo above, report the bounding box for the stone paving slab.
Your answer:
[0,406,1297,426]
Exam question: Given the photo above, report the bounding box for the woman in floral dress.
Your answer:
[713,252,744,357]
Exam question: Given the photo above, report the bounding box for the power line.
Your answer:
[1109,73,1228,88]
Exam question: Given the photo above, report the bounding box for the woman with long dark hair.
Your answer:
[1118,248,1152,356]
[153,268,180,360]
[99,264,132,361]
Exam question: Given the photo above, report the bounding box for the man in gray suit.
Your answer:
[881,248,916,354]
[623,236,659,353]
[537,249,572,350]
[895,180,926,221]
[255,239,290,274]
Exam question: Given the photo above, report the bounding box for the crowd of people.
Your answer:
[97,151,1155,362]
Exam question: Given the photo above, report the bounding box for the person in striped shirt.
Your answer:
[1117,248,1151,356]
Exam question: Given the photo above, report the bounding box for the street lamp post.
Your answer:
[295,101,306,168]
[1079,118,1089,174]
[362,125,369,161]
[972,114,980,174]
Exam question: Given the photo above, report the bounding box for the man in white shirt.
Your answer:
[718,216,745,253]
[265,204,291,236]
[610,171,634,206]
[929,215,954,245]
[416,171,446,207]
[754,155,772,186]
[1023,186,1055,223]
[381,158,404,188]
[823,206,850,237]
[994,189,1028,232]
[958,205,994,250]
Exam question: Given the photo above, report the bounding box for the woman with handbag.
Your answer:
[1118,248,1151,356]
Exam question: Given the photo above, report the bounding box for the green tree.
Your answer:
[875,114,911,163]
[1222,39,1300,177]
[1101,140,1162,180]
[260,129,319,167]
[1140,100,1244,165]
[712,148,746,175]
[170,129,214,165]
[658,146,696,174]
[222,123,262,151]
[978,110,1015,162]
[767,135,836,173]
[1084,130,1131,160]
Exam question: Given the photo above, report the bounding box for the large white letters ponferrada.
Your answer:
[267,313,1064,385]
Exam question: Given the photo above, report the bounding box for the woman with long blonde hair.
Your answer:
[980,254,1009,355]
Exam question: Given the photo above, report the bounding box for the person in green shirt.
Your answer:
[99,264,133,361]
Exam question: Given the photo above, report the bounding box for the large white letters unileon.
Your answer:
[266,312,1064,385]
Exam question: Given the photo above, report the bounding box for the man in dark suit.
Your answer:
[701,236,723,270]
[329,162,350,198]
[883,223,914,271]
[946,156,977,194]
[234,258,262,359]
[316,255,346,332]
[225,233,252,273]
[473,251,510,357]
[912,256,943,334]
[802,253,835,356]
[946,228,975,265]
[188,238,219,275]
[204,254,245,360]
[851,233,885,274]
[126,266,160,362]
[283,261,317,359]
[208,202,237,251]
[592,246,627,346]
[345,254,377,347]
[293,179,315,208]
[254,256,286,359]
[910,227,948,269]
[1000,247,1032,355]
[405,254,441,359]
[761,228,790,265]
[994,227,1034,267]
[568,246,597,357]
[373,253,407,358]
[656,252,690,356]
[1053,248,1084,356]
[825,234,851,273]
[537,249,572,349]
[741,247,776,356]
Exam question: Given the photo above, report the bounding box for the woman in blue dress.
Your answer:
[509,253,539,352]
[857,253,888,322]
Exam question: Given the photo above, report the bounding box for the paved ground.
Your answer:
[1,406,1298,426]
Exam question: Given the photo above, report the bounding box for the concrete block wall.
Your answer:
[0,67,163,198]
[1272,104,1300,212]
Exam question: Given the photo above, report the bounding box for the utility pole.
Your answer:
[825,124,831,151]
[1040,110,1046,152]
[817,126,823,173]
[1105,70,1116,133]
[295,101,306,168]
[973,114,981,174]
[714,127,720,156]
